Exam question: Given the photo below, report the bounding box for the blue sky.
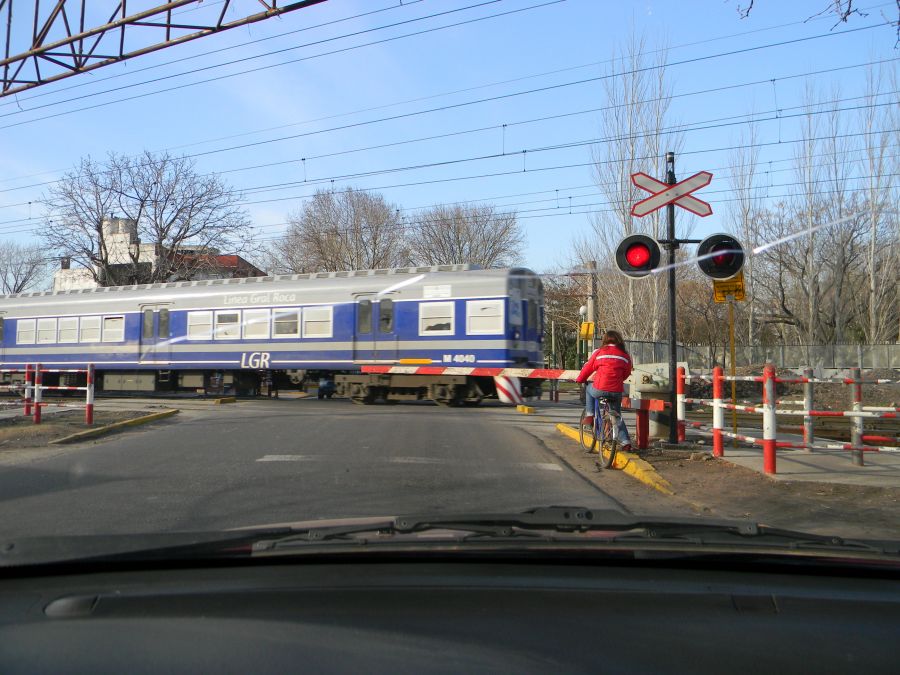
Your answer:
[0,0,896,274]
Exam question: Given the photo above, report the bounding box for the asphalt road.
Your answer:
[0,398,623,538]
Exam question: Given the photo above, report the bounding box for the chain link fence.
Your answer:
[621,341,899,370]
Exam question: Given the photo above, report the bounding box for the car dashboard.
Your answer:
[0,557,898,673]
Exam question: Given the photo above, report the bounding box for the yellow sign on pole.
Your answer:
[713,271,745,303]
[578,322,595,340]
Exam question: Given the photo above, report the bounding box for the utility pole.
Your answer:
[589,260,598,349]
[665,152,678,444]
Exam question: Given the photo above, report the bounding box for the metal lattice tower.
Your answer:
[1,0,327,98]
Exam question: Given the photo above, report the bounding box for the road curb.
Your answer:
[214,396,236,404]
[49,409,180,445]
[555,423,674,496]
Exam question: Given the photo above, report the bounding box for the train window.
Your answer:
[187,311,213,340]
[243,309,270,339]
[16,318,36,345]
[159,309,170,338]
[303,306,333,338]
[214,311,241,340]
[273,309,300,338]
[79,316,101,343]
[466,300,504,335]
[379,299,394,333]
[357,299,372,334]
[142,310,154,340]
[102,316,125,342]
[58,317,78,343]
[303,307,331,337]
[526,300,538,333]
[419,302,454,336]
[37,318,58,344]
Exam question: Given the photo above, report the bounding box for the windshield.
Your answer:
[0,0,897,564]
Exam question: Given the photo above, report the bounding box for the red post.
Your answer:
[24,364,33,416]
[676,366,686,442]
[762,363,777,475]
[85,364,95,425]
[636,410,649,450]
[33,363,42,425]
[712,366,724,457]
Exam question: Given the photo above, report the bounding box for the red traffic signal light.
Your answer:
[697,233,744,280]
[615,234,662,278]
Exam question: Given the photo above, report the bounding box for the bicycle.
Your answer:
[578,392,620,469]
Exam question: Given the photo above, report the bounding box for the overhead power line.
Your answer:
[0,56,894,198]
[0,0,565,131]
[0,0,496,119]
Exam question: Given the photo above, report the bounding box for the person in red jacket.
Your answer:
[575,329,633,452]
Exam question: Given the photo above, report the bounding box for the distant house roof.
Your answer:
[174,253,266,278]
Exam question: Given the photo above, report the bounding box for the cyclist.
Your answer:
[575,329,633,453]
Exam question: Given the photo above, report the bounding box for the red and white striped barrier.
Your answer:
[30,363,95,426]
[493,376,525,405]
[677,365,898,474]
[360,365,582,380]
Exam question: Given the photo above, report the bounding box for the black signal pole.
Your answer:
[665,151,678,444]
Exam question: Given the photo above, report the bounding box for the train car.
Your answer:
[0,265,544,404]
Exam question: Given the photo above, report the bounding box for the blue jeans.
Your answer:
[584,384,632,446]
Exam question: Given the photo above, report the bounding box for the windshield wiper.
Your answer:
[4,507,896,568]
[250,506,899,557]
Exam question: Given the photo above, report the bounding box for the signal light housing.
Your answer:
[697,233,744,280]
[614,234,662,278]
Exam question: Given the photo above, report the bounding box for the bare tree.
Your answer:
[577,31,681,340]
[542,272,587,369]
[859,63,899,343]
[270,188,409,273]
[42,152,251,285]
[727,122,763,344]
[408,203,523,268]
[0,241,49,293]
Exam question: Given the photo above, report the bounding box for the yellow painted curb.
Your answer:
[49,409,180,445]
[517,405,536,414]
[555,423,674,496]
[214,396,237,404]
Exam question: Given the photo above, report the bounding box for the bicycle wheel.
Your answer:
[578,409,597,453]
[597,410,618,469]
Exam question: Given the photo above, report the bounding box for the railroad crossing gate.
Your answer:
[713,271,746,303]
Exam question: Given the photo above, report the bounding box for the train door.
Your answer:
[374,297,397,363]
[352,296,374,363]
[139,304,171,364]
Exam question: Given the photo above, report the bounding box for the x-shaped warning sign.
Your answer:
[630,171,713,218]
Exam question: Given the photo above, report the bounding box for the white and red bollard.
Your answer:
[761,363,777,475]
[850,367,864,467]
[33,363,42,425]
[803,367,814,453]
[712,366,724,457]
[24,363,33,417]
[85,364,95,425]
[676,366,686,443]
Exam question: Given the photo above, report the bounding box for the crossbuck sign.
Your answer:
[630,170,713,217]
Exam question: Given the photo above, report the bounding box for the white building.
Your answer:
[52,216,265,291]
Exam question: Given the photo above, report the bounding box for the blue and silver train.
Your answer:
[0,265,544,403]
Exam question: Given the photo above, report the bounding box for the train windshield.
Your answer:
[0,1,897,565]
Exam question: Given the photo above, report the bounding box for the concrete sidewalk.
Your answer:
[691,425,900,487]
[529,395,900,488]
